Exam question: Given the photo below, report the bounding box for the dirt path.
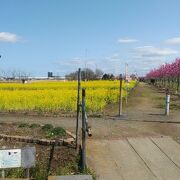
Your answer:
[104,82,180,122]
[88,83,180,140]
[125,83,180,122]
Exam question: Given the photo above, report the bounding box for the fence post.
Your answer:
[125,80,128,105]
[76,68,81,150]
[119,74,123,116]
[1,146,5,178]
[1,170,5,178]
[177,75,180,93]
[25,168,30,179]
[165,89,170,116]
[81,88,86,171]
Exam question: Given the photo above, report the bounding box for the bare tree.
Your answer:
[95,68,103,79]
[66,68,104,81]
[0,69,31,81]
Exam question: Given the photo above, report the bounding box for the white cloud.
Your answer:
[135,46,178,57]
[118,38,138,43]
[0,32,19,42]
[110,53,119,59]
[165,37,180,45]
[70,58,82,64]
[86,61,95,65]
[105,53,120,62]
[108,59,119,62]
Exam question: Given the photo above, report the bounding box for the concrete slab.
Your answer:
[48,175,92,180]
[108,140,157,180]
[87,140,123,180]
[151,136,180,168]
[128,137,180,180]
[87,137,180,179]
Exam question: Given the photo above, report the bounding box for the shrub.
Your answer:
[42,124,54,132]
[52,127,66,136]
[30,123,40,128]
[18,123,29,128]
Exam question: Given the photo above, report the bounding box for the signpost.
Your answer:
[0,147,36,178]
[0,149,21,169]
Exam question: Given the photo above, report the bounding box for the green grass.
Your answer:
[42,124,66,138]
[42,124,54,131]
[51,127,66,136]
[18,123,29,128]
[29,123,41,128]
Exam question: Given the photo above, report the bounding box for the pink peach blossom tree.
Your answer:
[146,58,180,92]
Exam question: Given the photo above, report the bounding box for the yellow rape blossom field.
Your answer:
[0,80,136,114]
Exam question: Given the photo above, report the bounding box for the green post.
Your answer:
[76,68,81,150]
[81,88,86,171]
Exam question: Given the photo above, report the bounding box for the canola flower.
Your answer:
[0,80,136,113]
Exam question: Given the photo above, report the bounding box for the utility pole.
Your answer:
[125,63,128,104]
[84,49,87,81]
[125,63,128,80]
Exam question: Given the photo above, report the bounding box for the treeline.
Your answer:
[0,69,31,80]
[65,68,116,81]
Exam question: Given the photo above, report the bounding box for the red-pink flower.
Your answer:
[146,58,180,79]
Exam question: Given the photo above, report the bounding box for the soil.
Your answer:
[0,123,69,140]
[0,123,77,179]
[0,140,78,179]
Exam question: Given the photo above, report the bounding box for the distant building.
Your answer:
[130,74,138,80]
[48,72,53,78]
[125,75,132,82]
[47,72,66,80]
[125,63,131,82]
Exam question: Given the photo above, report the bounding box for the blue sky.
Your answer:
[0,0,180,77]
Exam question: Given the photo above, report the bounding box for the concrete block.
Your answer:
[48,175,93,180]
